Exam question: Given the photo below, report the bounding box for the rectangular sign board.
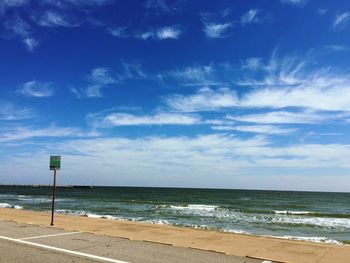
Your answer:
[50,156,61,170]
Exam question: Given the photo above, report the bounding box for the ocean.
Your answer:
[1,186,349,245]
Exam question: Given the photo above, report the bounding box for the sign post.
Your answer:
[49,156,61,226]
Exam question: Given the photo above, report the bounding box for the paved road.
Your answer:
[0,220,264,263]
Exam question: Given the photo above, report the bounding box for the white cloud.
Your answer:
[0,126,88,142]
[138,26,182,40]
[0,102,33,120]
[203,23,232,38]
[19,81,54,97]
[117,61,147,80]
[145,0,176,14]
[72,67,117,98]
[240,81,350,111]
[318,9,328,16]
[156,26,181,39]
[89,67,116,85]
[90,112,201,127]
[241,57,264,70]
[0,0,29,13]
[3,134,350,191]
[4,15,39,51]
[34,11,80,27]
[240,9,261,25]
[161,64,221,86]
[85,85,104,98]
[280,0,307,6]
[226,111,342,124]
[107,26,128,38]
[139,31,154,40]
[162,53,350,116]
[4,15,31,36]
[333,12,350,30]
[23,38,39,52]
[236,54,350,112]
[1,0,113,51]
[212,125,296,135]
[165,87,238,112]
[72,64,148,98]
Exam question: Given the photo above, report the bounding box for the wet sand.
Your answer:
[0,208,349,263]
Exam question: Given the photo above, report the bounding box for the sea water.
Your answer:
[0,186,349,245]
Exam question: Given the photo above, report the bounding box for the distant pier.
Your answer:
[0,185,93,189]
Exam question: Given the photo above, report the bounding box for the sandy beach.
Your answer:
[0,208,349,263]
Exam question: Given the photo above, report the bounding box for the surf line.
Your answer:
[0,235,129,263]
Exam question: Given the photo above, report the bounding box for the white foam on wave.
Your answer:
[55,209,119,220]
[175,204,218,210]
[143,219,170,225]
[161,205,350,229]
[18,196,52,203]
[0,203,23,209]
[221,228,250,235]
[274,211,311,215]
[160,204,219,211]
[267,235,342,245]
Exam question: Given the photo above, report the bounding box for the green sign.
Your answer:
[50,156,61,170]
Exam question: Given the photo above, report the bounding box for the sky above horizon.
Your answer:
[1,0,350,192]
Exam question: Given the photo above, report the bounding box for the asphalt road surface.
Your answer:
[0,220,265,263]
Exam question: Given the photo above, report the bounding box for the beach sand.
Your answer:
[0,208,349,263]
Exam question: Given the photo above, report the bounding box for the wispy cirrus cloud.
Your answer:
[0,102,33,120]
[280,0,308,6]
[18,81,55,97]
[0,0,29,13]
[71,62,148,98]
[318,9,328,16]
[138,25,182,40]
[159,64,223,86]
[162,51,350,115]
[333,12,350,30]
[201,8,234,38]
[0,125,98,142]
[241,57,264,70]
[145,0,177,15]
[71,67,117,98]
[212,125,296,135]
[165,87,238,112]
[3,15,38,52]
[203,23,232,38]
[89,112,201,127]
[226,111,349,124]
[240,9,261,25]
[107,26,128,38]
[32,11,81,27]
[165,71,350,114]
[117,61,147,80]
[0,0,113,51]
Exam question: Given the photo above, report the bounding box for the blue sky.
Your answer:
[1,0,350,191]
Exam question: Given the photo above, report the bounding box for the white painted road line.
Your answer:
[20,231,80,240]
[0,235,129,263]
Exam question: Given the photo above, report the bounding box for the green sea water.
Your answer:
[1,186,349,244]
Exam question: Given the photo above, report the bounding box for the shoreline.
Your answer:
[1,204,345,245]
[1,208,350,262]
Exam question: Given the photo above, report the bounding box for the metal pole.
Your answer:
[50,169,57,226]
